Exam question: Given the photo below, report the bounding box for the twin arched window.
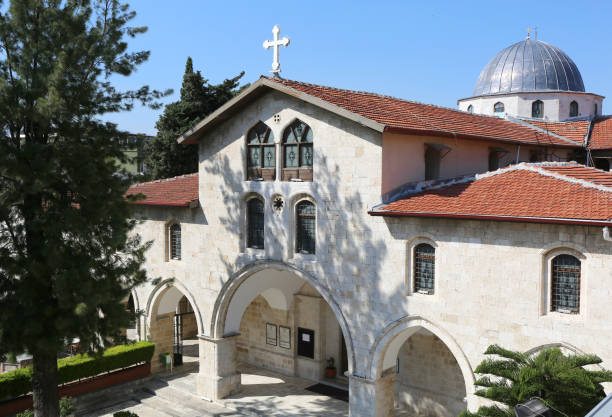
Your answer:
[247,122,276,181]
[532,100,544,118]
[246,120,314,182]
[494,102,505,114]
[569,101,579,117]
[247,198,265,249]
[414,243,435,294]
[169,223,181,260]
[551,254,581,313]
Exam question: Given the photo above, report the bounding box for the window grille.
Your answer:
[425,147,441,180]
[247,122,275,181]
[296,201,315,254]
[414,244,435,294]
[532,100,544,118]
[494,102,505,113]
[170,223,181,260]
[569,101,579,117]
[282,120,313,181]
[247,198,265,249]
[551,255,580,313]
[488,151,499,171]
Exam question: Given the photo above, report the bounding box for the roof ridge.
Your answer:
[263,76,552,124]
[130,172,198,188]
[477,162,612,192]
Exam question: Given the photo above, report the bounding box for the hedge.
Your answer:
[0,341,154,401]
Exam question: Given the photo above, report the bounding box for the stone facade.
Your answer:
[130,88,612,416]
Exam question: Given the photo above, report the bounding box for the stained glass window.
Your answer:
[569,101,578,118]
[532,100,544,118]
[247,198,264,249]
[296,201,315,254]
[246,122,275,180]
[170,223,181,260]
[551,255,580,313]
[282,120,313,181]
[414,244,434,293]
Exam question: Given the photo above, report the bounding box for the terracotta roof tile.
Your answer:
[589,116,612,150]
[522,119,590,143]
[372,163,612,224]
[126,174,199,207]
[265,77,582,148]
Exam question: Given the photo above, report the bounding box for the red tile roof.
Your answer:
[370,163,612,225]
[522,119,590,144]
[589,116,612,150]
[265,77,582,148]
[126,174,199,207]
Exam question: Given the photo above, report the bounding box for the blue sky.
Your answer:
[105,0,612,135]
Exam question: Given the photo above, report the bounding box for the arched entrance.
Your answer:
[368,316,476,417]
[146,280,203,373]
[200,261,353,415]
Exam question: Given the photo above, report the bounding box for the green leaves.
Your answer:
[469,345,612,417]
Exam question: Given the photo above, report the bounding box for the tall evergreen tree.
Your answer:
[144,57,245,179]
[461,345,612,417]
[0,1,166,415]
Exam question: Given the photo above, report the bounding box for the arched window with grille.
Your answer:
[467,105,473,113]
[569,101,579,117]
[494,102,504,114]
[169,223,181,260]
[414,244,435,294]
[296,200,315,254]
[532,100,544,118]
[247,197,265,249]
[247,122,275,181]
[282,120,313,181]
[551,254,580,313]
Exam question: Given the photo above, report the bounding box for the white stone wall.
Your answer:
[458,91,603,121]
[130,89,612,415]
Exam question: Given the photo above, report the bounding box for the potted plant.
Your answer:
[325,357,336,379]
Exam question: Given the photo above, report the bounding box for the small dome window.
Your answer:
[569,101,578,118]
[532,100,544,118]
[494,102,504,114]
[467,105,473,113]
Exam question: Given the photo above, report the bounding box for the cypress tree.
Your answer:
[144,57,245,179]
[0,1,166,415]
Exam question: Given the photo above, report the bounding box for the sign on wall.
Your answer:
[266,323,278,346]
[279,326,291,349]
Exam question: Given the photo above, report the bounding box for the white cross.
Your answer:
[263,25,290,73]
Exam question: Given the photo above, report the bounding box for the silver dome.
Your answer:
[472,39,585,97]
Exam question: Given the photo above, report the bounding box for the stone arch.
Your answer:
[209,260,355,374]
[145,278,204,337]
[367,315,475,397]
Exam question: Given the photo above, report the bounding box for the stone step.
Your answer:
[144,380,239,416]
[72,374,154,414]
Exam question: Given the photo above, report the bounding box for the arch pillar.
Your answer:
[348,374,395,417]
[196,335,241,401]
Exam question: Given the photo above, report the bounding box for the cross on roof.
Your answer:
[263,25,290,74]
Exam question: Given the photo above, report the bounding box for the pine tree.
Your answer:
[143,57,246,179]
[0,1,166,415]
[461,345,612,417]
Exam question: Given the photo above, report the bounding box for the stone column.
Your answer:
[348,372,396,417]
[197,334,241,401]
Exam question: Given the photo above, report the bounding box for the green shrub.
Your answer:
[16,410,33,417]
[114,411,139,417]
[0,341,154,401]
[16,396,73,417]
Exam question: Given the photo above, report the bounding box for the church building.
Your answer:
[125,35,612,417]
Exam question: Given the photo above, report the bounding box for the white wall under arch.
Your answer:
[367,315,476,408]
[209,260,355,375]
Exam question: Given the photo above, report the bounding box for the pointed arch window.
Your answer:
[282,120,313,181]
[467,105,473,113]
[247,122,275,181]
[296,200,316,254]
[247,197,265,249]
[532,100,544,118]
[551,254,580,313]
[494,102,505,114]
[169,223,181,260]
[414,244,435,294]
[569,101,579,118]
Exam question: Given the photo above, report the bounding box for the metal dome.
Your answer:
[473,39,585,97]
